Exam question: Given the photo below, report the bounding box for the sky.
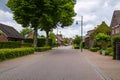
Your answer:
[0,0,120,38]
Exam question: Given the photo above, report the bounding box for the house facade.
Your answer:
[27,32,41,39]
[84,29,94,48]
[0,23,24,41]
[110,10,120,37]
[84,21,111,48]
[56,34,64,45]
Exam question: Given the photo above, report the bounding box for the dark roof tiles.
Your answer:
[110,10,120,27]
[0,23,24,39]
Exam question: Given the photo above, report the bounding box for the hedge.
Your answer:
[24,38,52,47]
[34,46,51,52]
[105,47,113,56]
[22,43,33,47]
[73,45,80,49]
[90,47,100,52]
[0,48,34,61]
[112,36,120,59]
[0,41,21,49]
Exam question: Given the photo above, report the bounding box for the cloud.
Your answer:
[0,10,13,22]
[0,0,120,38]
[0,9,23,32]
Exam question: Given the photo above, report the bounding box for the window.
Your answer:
[112,30,114,35]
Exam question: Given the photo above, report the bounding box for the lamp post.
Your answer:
[57,27,58,48]
[76,16,83,52]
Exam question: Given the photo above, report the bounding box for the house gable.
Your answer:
[0,33,8,41]
[110,10,120,36]
[0,23,24,41]
[110,10,120,28]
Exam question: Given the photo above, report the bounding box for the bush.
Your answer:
[0,41,21,49]
[90,47,100,52]
[34,46,51,52]
[99,49,102,54]
[84,46,89,49]
[0,48,34,61]
[112,36,120,59]
[105,47,113,56]
[24,38,52,47]
[24,38,33,43]
[73,45,80,49]
[22,43,33,47]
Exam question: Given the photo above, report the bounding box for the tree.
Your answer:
[73,35,81,45]
[20,28,33,38]
[40,35,46,39]
[40,0,76,46]
[90,21,111,39]
[49,32,56,46]
[64,38,69,44]
[95,33,110,50]
[7,0,76,46]
[7,0,50,47]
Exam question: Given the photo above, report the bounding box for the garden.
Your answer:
[73,21,120,60]
[0,39,52,61]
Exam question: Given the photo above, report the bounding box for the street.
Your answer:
[0,46,104,80]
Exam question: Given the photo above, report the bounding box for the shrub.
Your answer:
[24,38,33,43]
[0,41,21,49]
[99,49,102,54]
[105,47,113,56]
[24,38,52,47]
[73,45,80,49]
[84,46,89,49]
[73,35,81,45]
[0,48,34,61]
[22,43,33,47]
[112,36,120,59]
[34,46,51,52]
[94,33,110,50]
[90,47,100,52]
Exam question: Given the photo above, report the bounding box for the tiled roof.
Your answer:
[56,35,64,42]
[110,10,120,28]
[0,23,24,39]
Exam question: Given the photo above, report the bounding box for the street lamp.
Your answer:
[76,16,83,52]
[57,27,59,48]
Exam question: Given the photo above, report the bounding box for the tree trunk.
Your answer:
[46,31,49,46]
[33,27,38,47]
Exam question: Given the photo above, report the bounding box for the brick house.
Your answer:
[110,10,120,37]
[27,32,40,39]
[84,29,94,48]
[56,34,64,45]
[0,23,24,41]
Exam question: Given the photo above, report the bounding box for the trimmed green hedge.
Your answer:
[0,48,34,61]
[90,47,100,52]
[73,45,80,49]
[112,36,120,59]
[105,47,113,56]
[35,46,51,52]
[24,38,52,47]
[0,41,21,49]
[84,46,89,49]
[22,43,33,47]
[0,46,52,61]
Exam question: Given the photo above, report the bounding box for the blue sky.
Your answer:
[0,0,120,38]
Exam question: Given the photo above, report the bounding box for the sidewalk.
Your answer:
[82,49,120,80]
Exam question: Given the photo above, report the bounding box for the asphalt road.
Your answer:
[0,46,104,80]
